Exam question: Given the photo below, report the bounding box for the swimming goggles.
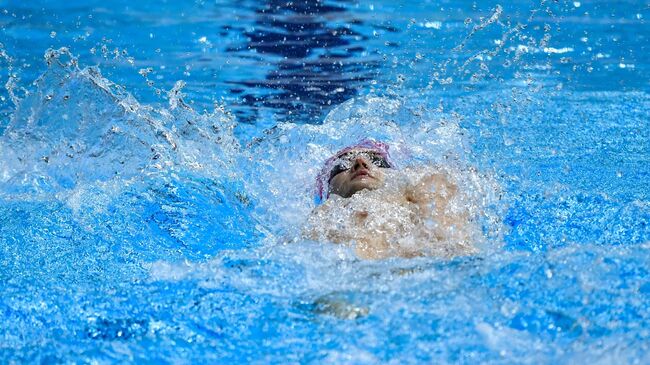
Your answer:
[328,150,392,182]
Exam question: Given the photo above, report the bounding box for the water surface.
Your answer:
[1,0,649,363]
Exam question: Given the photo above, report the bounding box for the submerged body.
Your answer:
[306,165,482,259]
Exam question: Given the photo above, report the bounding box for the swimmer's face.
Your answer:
[328,149,391,198]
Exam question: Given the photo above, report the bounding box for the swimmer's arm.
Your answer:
[403,169,458,213]
[403,168,474,245]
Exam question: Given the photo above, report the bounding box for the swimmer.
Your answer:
[305,139,481,259]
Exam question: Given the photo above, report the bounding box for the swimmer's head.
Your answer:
[316,139,394,200]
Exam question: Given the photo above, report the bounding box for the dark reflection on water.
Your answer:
[225,0,381,124]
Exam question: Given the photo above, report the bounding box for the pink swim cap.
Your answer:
[315,139,393,201]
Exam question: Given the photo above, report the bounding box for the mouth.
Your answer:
[352,170,372,180]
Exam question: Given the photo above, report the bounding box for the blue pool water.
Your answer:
[1,0,649,363]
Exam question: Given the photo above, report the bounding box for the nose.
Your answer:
[351,156,369,172]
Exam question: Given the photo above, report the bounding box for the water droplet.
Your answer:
[545,268,553,279]
[50,31,56,38]
[424,21,442,29]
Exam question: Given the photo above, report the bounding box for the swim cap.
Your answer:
[315,139,393,202]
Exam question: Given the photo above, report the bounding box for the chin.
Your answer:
[347,181,379,196]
